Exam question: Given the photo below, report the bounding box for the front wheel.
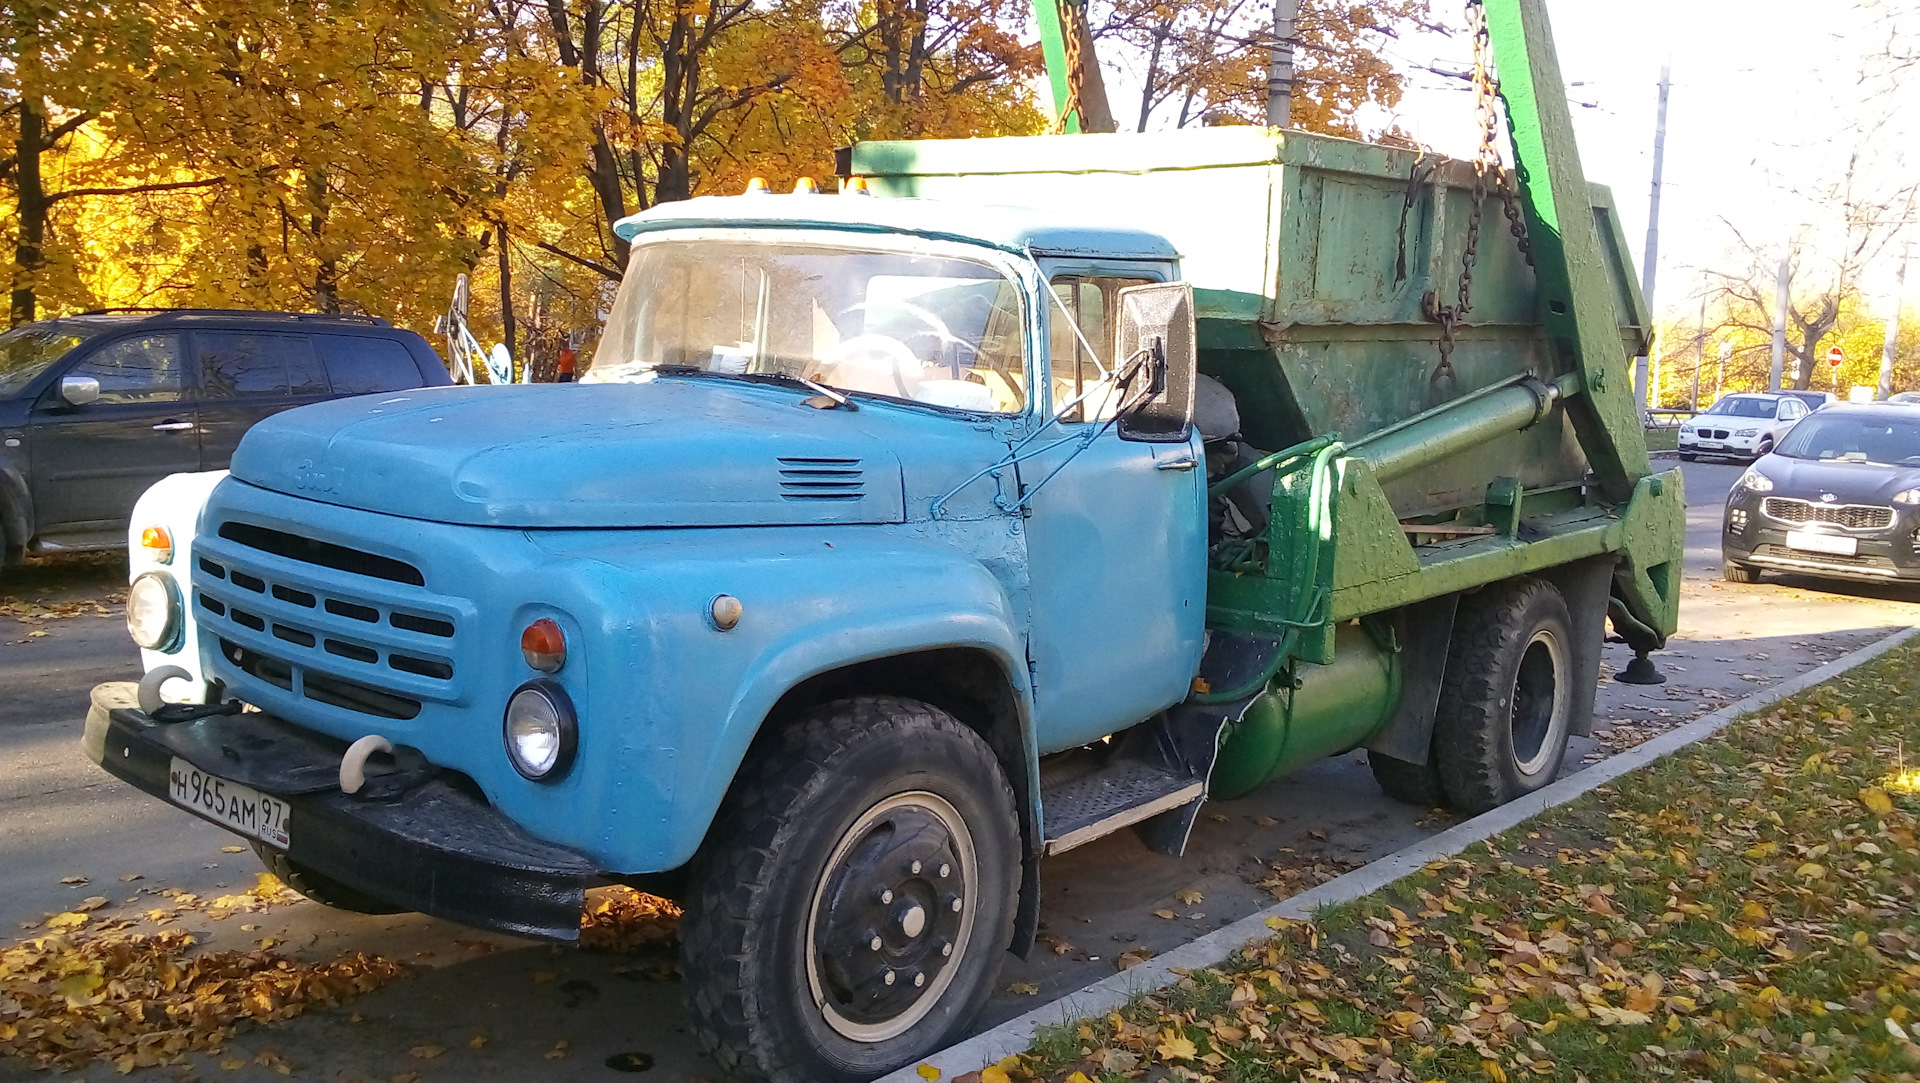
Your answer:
[1431,577,1575,814]
[252,842,405,914]
[1752,437,1774,460]
[1722,560,1762,584]
[681,697,1020,1083]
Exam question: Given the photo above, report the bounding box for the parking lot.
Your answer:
[2,459,1916,1083]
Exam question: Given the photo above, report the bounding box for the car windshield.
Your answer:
[0,323,97,398]
[1704,396,1778,419]
[588,239,1028,413]
[1774,413,1920,465]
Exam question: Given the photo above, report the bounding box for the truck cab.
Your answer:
[95,193,1223,1082]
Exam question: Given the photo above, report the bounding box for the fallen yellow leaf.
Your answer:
[1157,1034,1197,1060]
[1860,786,1894,814]
[915,1064,940,1081]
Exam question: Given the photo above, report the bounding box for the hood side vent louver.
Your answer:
[778,456,864,501]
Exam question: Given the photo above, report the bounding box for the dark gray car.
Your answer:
[1721,403,1920,586]
[0,310,450,566]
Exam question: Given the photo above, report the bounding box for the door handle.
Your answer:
[1155,455,1199,471]
[151,421,195,432]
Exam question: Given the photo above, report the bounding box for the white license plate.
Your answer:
[1786,530,1858,556]
[167,757,291,848]
[1696,441,1723,449]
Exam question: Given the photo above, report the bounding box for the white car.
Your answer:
[1679,393,1808,461]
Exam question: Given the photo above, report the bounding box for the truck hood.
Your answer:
[231,382,914,528]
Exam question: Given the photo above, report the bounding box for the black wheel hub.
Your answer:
[812,803,968,1026]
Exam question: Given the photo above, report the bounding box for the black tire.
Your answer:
[1431,577,1575,815]
[1753,437,1774,460]
[1722,560,1762,584]
[680,696,1020,1083]
[1368,751,1445,807]
[252,842,406,915]
[1678,452,1697,462]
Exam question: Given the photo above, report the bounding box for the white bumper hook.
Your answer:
[340,735,394,794]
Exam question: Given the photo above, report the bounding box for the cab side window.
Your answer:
[1049,276,1152,422]
[64,334,185,405]
[197,332,329,399]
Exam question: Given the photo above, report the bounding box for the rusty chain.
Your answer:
[1052,0,1085,134]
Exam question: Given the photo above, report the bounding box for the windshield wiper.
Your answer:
[652,365,856,410]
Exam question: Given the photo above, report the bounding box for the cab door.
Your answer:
[27,332,198,541]
[1019,277,1206,752]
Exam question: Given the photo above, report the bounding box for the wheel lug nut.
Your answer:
[948,896,963,913]
[941,940,953,958]
[884,971,896,986]
[909,859,922,875]
[878,888,893,905]
[938,863,951,878]
[869,935,883,951]
[913,972,926,988]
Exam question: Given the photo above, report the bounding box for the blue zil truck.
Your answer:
[84,2,1684,1079]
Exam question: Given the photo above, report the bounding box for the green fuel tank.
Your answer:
[1207,622,1401,800]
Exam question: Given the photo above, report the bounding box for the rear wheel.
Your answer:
[1432,578,1574,814]
[681,696,1019,1083]
[251,842,405,914]
[1678,452,1697,462]
[1722,560,1762,584]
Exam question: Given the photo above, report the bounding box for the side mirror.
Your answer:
[59,375,101,407]
[1113,282,1196,443]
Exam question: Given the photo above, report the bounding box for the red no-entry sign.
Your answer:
[1828,346,1845,368]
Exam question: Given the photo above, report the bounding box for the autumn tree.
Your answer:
[1092,0,1432,135]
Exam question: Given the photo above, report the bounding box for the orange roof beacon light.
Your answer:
[842,176,872,196]
[743,177,771,194]
[792,176,818,194]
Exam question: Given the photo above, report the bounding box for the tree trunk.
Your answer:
[1136,24,1165,132]
[309,170,338,313]
[10,98,47,327]
[656,6,700,204]
[496,219,517,372]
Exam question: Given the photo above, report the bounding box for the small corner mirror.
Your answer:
[1114,282,1196,443]
[59,375,101,407]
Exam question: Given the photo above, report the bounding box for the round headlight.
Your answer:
[126,572,181,652]
[504,680,576,781]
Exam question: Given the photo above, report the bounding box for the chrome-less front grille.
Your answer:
[1761,498,1894,531]
[195,523,460,720]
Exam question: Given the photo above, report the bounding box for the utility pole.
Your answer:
[1634,65,1671,419]
[1880,242,1911,400]
[1769,254,1790,390]
[1266,0,1302,127]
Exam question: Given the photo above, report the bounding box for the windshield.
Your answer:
[1704,396,1778,419]
[1775,413,1920,465]
[588,239,1028,413]
[0,323,96,398]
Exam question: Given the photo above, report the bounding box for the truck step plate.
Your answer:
[1041,761,1203,857]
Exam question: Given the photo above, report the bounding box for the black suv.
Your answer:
[0,310,450,564]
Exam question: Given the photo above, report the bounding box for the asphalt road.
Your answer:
[2,461,1916,1083]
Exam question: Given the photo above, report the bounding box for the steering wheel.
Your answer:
[827,334,924,397]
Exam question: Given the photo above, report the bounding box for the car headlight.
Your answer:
[1734,427,1760,437]
[504,680,577,781]
[126,572,182,652]
[1895,488,1920,505]
[1738,468,1775,493]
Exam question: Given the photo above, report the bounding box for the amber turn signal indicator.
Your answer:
[521,618,566,672]
[139,526,174,564]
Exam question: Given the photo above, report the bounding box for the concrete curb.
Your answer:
[881,623,1920,1083]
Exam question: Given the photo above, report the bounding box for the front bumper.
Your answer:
[1722,495,1920,584]
[1679,431,1765,458]
[83,683,596,940]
